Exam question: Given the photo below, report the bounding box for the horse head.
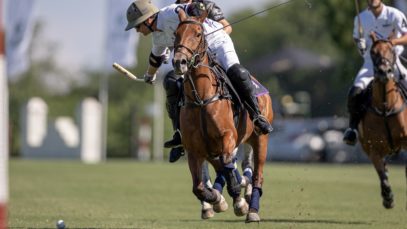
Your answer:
[370,33,396,83]
[173,6,208,75]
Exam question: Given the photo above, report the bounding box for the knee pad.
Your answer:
[163,71,183,120]
[347,86,366,115]
[226,64,251,85]
[348,86,363,98]
[163,70,182,98]
[347,86,363,106]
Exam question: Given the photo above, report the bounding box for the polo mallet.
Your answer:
[112,62,144,82]
[354,0,363,39]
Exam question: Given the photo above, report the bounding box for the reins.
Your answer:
[175,19,230,108]
[205,0,299,36]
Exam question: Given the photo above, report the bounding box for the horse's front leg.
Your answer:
[220,143,249,217]
[188,152,228,213]
[246,135,268,223]
[370,153,394,209]
[200,161,214,219]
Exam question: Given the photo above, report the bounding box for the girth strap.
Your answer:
[368,102,407,117]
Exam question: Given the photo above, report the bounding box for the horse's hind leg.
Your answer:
[370,154,394,209]
[246,135,268,223]
[405,157,407,210]
[241,144,254,203]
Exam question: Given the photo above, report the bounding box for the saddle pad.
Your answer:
[252,79,269,97]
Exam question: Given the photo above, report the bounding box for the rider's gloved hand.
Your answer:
[144,73,156,84]
[356,38,367,56]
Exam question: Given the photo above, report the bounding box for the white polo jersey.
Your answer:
[353,4,407,59]
[151,4,239,70]
[352,4,407,89]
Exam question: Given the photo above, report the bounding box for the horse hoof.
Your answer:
[201,202,214,219]
[244,183,252,203]
[233,197,249,217]
[213,194,228,213]
[383,199,394,209]
[201,208,215,219]
[245,212,260,223]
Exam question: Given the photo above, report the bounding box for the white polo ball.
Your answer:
[56,219,65,229]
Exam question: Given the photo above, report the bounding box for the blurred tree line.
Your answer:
[229,0,365,117]
[8,0,397,157]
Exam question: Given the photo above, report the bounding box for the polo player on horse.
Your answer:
[343,0,407,145]
[124,0,273,156]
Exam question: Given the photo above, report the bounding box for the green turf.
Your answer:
[8,159,407,229]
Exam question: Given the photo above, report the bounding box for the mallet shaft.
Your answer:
[112,63,144,82]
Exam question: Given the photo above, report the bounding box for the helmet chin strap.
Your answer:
[145,14,158,33]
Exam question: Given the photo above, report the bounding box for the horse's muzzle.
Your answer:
[173,53,189,75]
[376,65,394,83]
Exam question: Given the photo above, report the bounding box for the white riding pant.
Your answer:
[207,34,240,72]
[354,57,407,90]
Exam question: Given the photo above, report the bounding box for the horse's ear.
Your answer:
[370,32,377,43]
[178,8,187,22]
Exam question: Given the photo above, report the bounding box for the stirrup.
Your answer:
[253,115,273,135]
[169,147,185,163]
[164,129,182,148]
[343,128,358,146]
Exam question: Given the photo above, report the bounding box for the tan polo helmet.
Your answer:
[125,0,159,31]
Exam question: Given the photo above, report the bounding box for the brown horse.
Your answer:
[358,34,407,209]
[172,14,273,222]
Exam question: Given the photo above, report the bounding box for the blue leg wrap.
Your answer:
[202,162,211,187]
[243,167,253,184]
[213,171,225,194]
[223,161,235,169]
[223,167,241,198]
[249,187,263,212]
[233,168,242,184]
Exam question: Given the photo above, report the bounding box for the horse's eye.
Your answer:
[196,33,202,38]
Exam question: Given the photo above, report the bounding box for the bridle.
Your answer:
[371,40,396,83]
[369,39,405,118]
[174,20,208,68]
[369,39,406,152]
[173,19,226,108]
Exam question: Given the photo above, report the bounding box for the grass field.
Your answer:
[8,159,407,229]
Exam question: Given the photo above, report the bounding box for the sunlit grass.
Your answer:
[8,159,407,228]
